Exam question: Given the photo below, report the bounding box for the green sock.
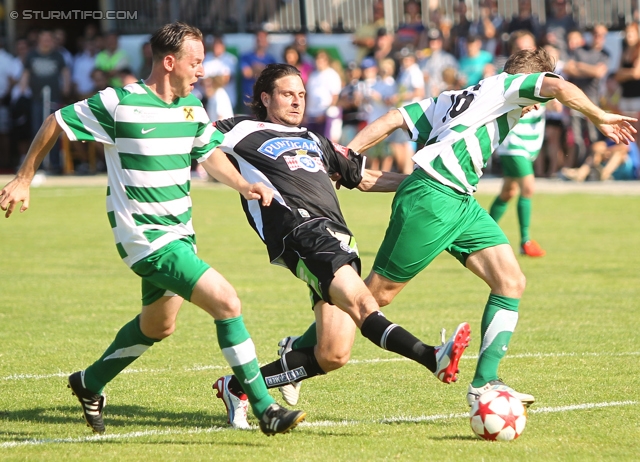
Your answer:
[292,322,318,350]
[489,196,508,223]
[471,294,520,388]
[84,315,157,394]
[216,316,274,418]
[517,196,532,244]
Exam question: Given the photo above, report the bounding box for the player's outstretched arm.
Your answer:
[0,114,63,218]
[540,77,637,145]
[347,109,407,153]
[202,148,273,206]
[357,169,408,192]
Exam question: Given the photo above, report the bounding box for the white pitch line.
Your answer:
[1,401,636,449]
[2,351,639,382]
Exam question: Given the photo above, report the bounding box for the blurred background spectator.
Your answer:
[421,28,459,97]
[353,0,386,63]
[239,30,276,114]
[0,0,637,182]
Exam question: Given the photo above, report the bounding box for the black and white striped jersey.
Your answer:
[214,116,365,263]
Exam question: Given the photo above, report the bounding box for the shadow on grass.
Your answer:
[427,434,478,441]
[0,404,229,436]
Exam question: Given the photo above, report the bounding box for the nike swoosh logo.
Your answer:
[502,345,508,351]
[244,372,261,384]
[141,127,156,134]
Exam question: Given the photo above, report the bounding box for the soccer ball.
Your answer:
[469,389,527,441]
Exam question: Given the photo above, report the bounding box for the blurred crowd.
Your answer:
[1,0,639,181]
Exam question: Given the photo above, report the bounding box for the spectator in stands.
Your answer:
[0,39,19,170]
[20,30,70,174]
[396,47,425,105]
[352,0,386,63]
[360,57,394,171]
[72,37,99,100]
[196,73,235,181]
[95,32,130,88]
[394,0,427,52]
[118,68,138,86]
[53,28,73,70]
[544,0,577,60]
[203,74,234,122]
[535,44,568,178]
[615,22,640,149]
[394,48,423,174]
[9,38,31,172]
[421,28,458,97]
[239,30,276,113]
[563,27,609,166]
[458,34,494,86]
[368,28,396,70]
[506,0,542,41]
[291,32,314,65]
[450,0,472,58]
[337,61,365,147]
[469,0,504,56]
[138,42,153,79]
[305,50,343,140]
[90,68,109,93]
[283,45,313,84]
[204,34,238,112]
[561,139,640,181]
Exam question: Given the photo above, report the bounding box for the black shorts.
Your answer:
[280,218,361,307]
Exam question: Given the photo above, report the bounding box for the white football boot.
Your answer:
[467,379,535,407]
[277,336,302,406]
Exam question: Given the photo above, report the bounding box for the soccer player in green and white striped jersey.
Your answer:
[348,47,636,408]
[0,22,306,436]
[490,30,548,257]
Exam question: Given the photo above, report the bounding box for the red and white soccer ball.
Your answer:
[470,389,527,441]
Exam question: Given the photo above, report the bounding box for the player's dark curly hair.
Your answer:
[150,21,203,62]
[503,47,555,74]
[249,63,301,121]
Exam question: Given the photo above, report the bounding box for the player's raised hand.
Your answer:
[244,182,273,206]
[0,177,31,218]
[596,113,637,145]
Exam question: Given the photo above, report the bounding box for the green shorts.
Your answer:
[373,169,509,282]
[500,155,534,178]
[131,238,210,306]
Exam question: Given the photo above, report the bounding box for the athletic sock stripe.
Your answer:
[380,324,399,350]
[479,310,518,357]
[221,338,257,367]
[103,344,150,361]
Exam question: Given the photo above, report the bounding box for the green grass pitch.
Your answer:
[1,183,638,460]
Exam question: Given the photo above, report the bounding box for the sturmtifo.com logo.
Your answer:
[10,10,138,20]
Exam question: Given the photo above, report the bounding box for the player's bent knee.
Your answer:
[142,322,176,340]
[317,351,350,372]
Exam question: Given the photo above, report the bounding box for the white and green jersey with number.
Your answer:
[496,105,546,161]
[399,72,557,194]
[55,80,223,267]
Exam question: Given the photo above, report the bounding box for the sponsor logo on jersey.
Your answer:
[257,137,322,159]
[331,142,350,158]
[183,107,195,120]
[284,154,327,173]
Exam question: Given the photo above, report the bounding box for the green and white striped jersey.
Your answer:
[400,72,556,194]
[496,105,546,161]
[55,80,223,267]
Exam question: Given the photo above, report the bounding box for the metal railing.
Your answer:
[109,0,636,34]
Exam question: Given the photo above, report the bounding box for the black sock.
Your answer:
[227,346,325,394]
[360,311,437,372]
